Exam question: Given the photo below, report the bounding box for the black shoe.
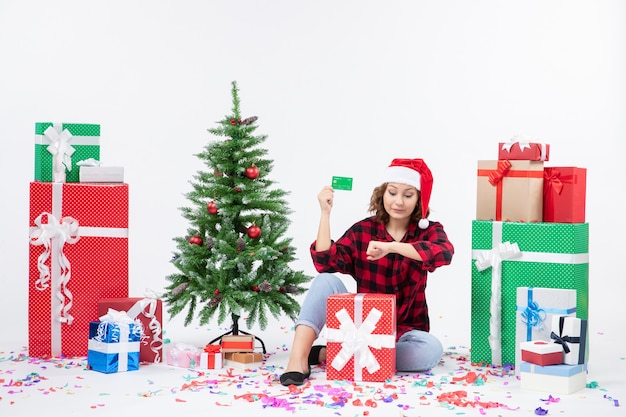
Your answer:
[279,366,311,386]
[308,345,326,366]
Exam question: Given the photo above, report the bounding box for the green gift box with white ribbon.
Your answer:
[470,220,588,366]
[34,122,100,183]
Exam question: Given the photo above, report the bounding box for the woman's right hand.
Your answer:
[318,186,334,214]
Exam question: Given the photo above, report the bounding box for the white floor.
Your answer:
[1,315,624,417]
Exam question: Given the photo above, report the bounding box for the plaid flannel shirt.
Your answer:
[310,217,454,338]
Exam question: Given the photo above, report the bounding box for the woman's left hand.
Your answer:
[366,240,390,261]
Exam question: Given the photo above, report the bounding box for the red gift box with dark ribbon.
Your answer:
[98,294,163,363]
[520,340,563,366]
[543,167,587,223]
[325,293,396,382]
[28,182,129,357]
[476,160,544,222]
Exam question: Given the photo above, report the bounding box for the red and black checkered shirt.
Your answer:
[310,217,454,338]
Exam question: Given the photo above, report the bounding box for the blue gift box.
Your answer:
[87,321,142,373]
[519,361,587,394]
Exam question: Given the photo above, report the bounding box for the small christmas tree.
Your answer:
[164,81,311,338]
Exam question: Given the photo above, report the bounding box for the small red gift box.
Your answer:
[476,160,544,222]
[220,335,255,352]
[543,167,587,223]
[520,341,563,366]
[98,295,163,363]
[498,140,550,161]
[326,293,396,382]
[28,182,129,357]
[200,345,223,369]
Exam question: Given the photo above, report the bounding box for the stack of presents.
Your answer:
[28,122,163,373]
[27,122,265,374]
[471,137,589,394]
[165,335,263,371]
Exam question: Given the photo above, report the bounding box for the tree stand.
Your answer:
[209,313,267,353]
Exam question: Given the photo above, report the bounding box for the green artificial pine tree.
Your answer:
[164,81,311,343]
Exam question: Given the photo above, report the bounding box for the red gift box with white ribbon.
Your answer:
[325,293,396,382]
[98,293,163,363]
[28,182,129,357]
[498,139,550,161]
[200,344,223,369]
[520,340,563,366]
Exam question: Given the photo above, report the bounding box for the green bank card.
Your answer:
[332,176,353,191]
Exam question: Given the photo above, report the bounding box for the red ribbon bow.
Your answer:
[544,169,564,195]
[488,160,512,186]
[204,344,221,353]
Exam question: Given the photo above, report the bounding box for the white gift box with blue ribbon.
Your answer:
[515,287,576,373]
[88,309,143,374]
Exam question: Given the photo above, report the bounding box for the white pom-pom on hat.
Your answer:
[383,158,433,229]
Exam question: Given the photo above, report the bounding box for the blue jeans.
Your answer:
[295,273,443,372]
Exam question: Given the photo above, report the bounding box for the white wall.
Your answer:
[1,0,624,346]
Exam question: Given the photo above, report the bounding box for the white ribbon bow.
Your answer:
[327,307,395,375]
[500,135,548,160]
[29,212,80,325]
[474,241,521,272]
[44,124,75,183]
[76,158,102,167]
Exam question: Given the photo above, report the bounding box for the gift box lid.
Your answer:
[521,340,563,354]
[519,361,586,377]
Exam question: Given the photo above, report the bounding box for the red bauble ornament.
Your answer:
[207,201,218,214]
[214,289,220,295]
[245,165,260,179]
[247,225,261,239]
[189,235,203,245]
[252,286,259,292]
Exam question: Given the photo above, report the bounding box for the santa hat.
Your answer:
[383,158,433,229]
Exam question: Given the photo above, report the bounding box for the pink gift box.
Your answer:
[166,344,201,368]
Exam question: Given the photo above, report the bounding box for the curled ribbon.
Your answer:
[521,301,546,331]
[473,239,521,365]
[44,124,75,183]
[488,160,512,186]
[29,212,80,325]
[327,307,395,375]
[125,289,164,362]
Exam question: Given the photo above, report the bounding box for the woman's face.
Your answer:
[383,182,419,221]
